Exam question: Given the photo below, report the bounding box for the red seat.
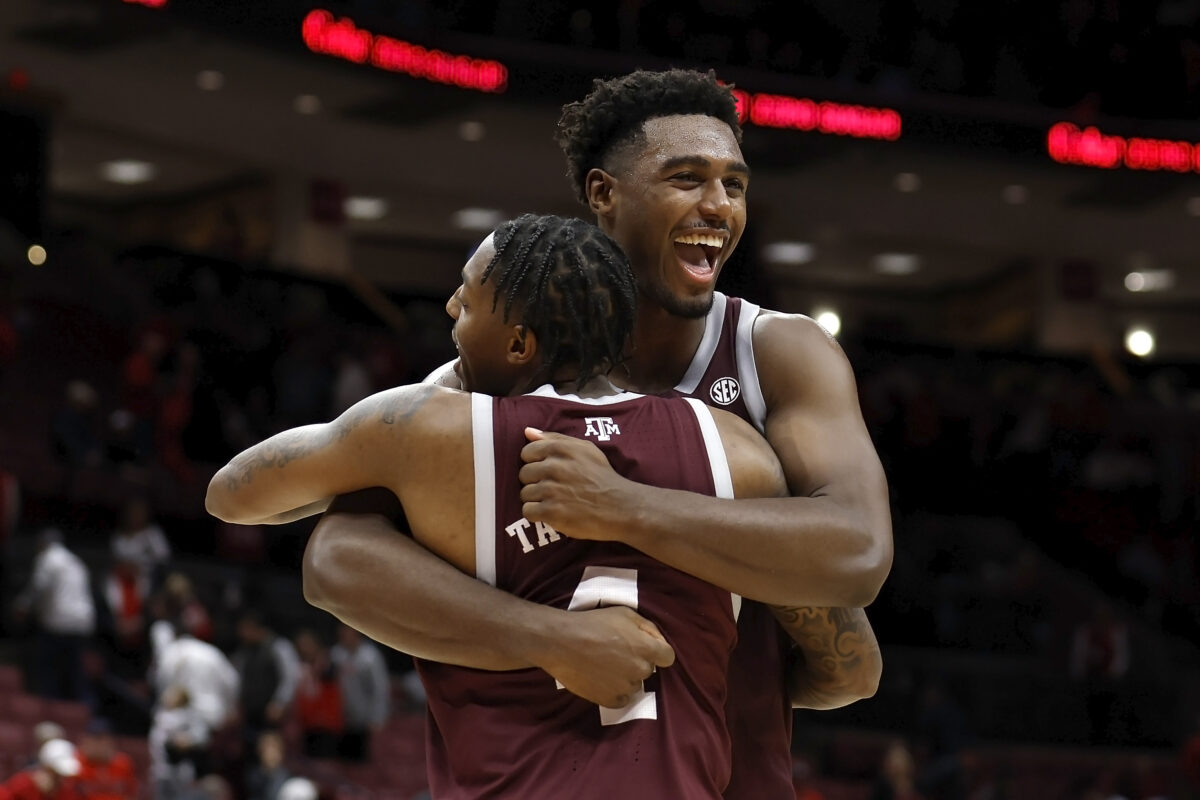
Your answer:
[42,699,91,736]
[1,693,47,725]
[0,720,34,763]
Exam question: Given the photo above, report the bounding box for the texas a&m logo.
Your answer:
[584,417,620,442]
[709,377,740,405]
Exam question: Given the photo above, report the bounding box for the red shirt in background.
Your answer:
[74,752,138,800]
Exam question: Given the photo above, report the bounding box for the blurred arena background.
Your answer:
[1,1,1199,798]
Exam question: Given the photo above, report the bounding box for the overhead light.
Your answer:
[894,172,920,192]
[294,94,321,114]
[458,121,486,142]
[1125,327,1154,357]
[1124,269,1174,292]
[1002,184,1028,205]
[452,207,504,231]
[762,241,815,265]
[344,196,388,221]
[101,159,156,184]
[872,253,919,275]
[26,244,46,266]
[196,70,224,91]
[1187,197,1200,217]
[814,309,841,337]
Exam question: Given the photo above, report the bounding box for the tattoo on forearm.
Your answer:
[771,606,880,705]
[223,429,323,488]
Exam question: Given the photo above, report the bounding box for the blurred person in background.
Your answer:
[1070,598,1132,745]
[98,551,149,680]
[329,623,389,763]
[110,496,171,592]
[0,739,81,800]
[148,684,216,800]
[230,610,300,765]
[13,527,96,704]
[74,718,138,800]
[50,380,103,495]
[148,616,239,747]
[245,731,291,800]
[871,739,925,800]
[156,572,214,644]
[292,628,342,759]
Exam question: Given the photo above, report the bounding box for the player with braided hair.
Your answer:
[207,213,789,797]
[305,67,891,800]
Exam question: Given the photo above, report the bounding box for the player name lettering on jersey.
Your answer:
[584,416,621,441]
[504,517,562,553]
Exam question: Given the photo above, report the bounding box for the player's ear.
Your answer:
[507,324,537,366]
[585,168,616,216]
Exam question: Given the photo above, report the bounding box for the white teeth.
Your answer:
[674,233,724,247]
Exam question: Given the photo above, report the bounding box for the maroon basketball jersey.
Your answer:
[417,386,741,799]
[671,292,796,800]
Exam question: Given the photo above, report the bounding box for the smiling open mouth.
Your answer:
[674,233,723,281]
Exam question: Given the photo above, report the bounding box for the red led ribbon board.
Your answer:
[302,9,508,93]
[1048,122,1200,173]
[730,88,901,141]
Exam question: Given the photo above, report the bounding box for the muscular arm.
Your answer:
[204,385,435,524]
[770,605,882,709]
[520,313,893,608]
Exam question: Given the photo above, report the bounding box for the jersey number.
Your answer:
[560,566,658,726]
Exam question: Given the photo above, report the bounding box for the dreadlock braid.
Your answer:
[480,213,637,389]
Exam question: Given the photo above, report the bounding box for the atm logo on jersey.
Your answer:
[584,417,621,442]
[709,377,740,406]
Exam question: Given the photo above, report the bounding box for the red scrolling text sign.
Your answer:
[1048,122,1200,173]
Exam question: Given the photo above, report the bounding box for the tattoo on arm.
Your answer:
[771,606,881,709]
[223,428,326,489]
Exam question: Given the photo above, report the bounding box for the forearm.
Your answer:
[303,510,568,671]
[243,498,333,526]
[206,425,334,523]
[771,605,882,710]
[617,487,890,607]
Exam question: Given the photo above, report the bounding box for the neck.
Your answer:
[615,300,708,393]
[547,373,623,398]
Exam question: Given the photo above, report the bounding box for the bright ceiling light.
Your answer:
[894,172,920,192]
[762,242,815,265]
[814,309,841,337]
[101,159,156,184]
[872,253,919,275]
[452,207,504,231]
[458,121,486,142]
[1125,327,1154,357]
[344,196,388,221]
[26,244,46,266]
[1124,270,1174,292]
[196,70,224,91]
[294,94,321,114]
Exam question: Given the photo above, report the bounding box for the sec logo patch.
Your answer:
[709,377,740,405]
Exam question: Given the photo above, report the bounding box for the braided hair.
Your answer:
[480,213,637,390]
[556,68,743,206]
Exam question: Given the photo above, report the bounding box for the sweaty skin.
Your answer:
[303,112,889,708]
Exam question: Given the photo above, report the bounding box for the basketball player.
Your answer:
[304,70,892,799]
[207,213,788,797]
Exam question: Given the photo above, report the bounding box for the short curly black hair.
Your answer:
[481,213,637,390]
[555,68,743,206]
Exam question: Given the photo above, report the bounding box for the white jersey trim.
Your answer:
[683,397,741,621]
[734,300,767,433]
[470,393,497,586]
[524,384,644,405]
[675,292,728,395]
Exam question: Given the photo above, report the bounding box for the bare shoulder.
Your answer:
[338,384,471,439]
[709,406,787,500]
[750,308,859,409]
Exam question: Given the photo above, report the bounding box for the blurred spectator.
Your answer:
[176,775,234,800]
[149,684,214,799]
[119,327,169,461]
[50,380,103,491]
[1069,599,1132,745]
[157,572,214,643]
[149,619,239,738]
[158,341,203,484]
[231,610,300,762]
[111,496,171,591]
[0,739,82,800]
[871,739,925,800]
[293,628,343,759]
[330,623,389,763]
[275,777,318,800]
[245,730,291,800]
[74,718,138,800]
[99,553,149,679]
[791,754,827,800]
[13,527,96,703]
[913,680,973,800]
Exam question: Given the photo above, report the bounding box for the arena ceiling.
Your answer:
[2,0,1198,354]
